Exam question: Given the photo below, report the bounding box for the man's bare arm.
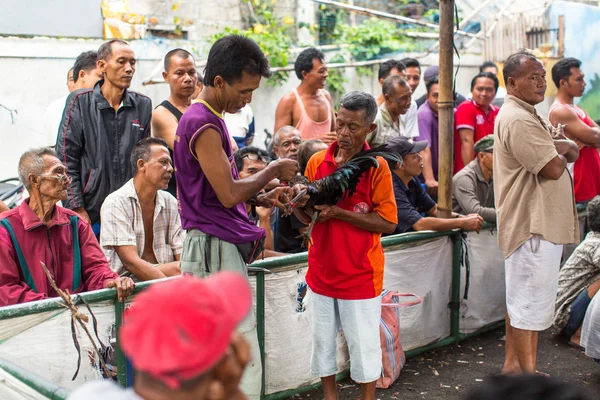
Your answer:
[151,107,178,149]
[316,205,396,234]
[274,94,295,133]
[194,129,298,208]
[114,246,167,281]
[459,128,475,166]
[551,107,600,147]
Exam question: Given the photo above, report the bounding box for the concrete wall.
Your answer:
[0,35,485,180]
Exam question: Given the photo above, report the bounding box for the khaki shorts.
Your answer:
[181,229,262,399]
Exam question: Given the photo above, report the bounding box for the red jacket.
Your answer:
[0,200,118,306]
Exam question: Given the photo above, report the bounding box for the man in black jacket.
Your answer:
[56,39,152,237]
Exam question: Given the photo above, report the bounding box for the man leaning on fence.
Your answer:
[0,148,134,307]
[494,50,579,375]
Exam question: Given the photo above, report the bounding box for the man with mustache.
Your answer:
[56,40,152,238]
[100,138,183,282]
[152,48,198,198]
[274,47,337,143]
[0,148,134,306]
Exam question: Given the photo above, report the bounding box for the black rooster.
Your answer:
[285,146,402,245]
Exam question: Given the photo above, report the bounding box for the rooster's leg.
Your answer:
[298,210,319,248]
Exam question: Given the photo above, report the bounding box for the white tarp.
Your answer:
[460,230,506,333]
[384,237,454,350]
[0,301,115,389]
[0,367,49,400]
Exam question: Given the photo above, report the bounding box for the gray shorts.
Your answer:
[181,229,262,399]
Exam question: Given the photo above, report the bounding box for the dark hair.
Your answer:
[294,48,325,80]
[464,375,589,400]
[18,147,58,190]
[426,77,439,95]
[480,61,498,73]
[587,195,600,232]
[471,72,499,92]
[234,146,270,172]
[97,39,129,61]
[72,51,98,83]
[400,57,421,73]
[378,59,406,81]
[164,48,193,72]
[130,137,169,175]
[502,49,539,86]
[338,91,378,125]
[552,57,582,88]
[203,35,271,87]
[298,140,326,175]
[382,75,409,96]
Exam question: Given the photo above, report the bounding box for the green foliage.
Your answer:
[208,4,419,87]
[325,54,348,100]
[208,0,293,87]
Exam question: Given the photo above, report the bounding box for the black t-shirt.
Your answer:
[275,210,307,253]
[392,174,436,234]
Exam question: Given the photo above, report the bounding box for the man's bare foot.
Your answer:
[500,362,522,375]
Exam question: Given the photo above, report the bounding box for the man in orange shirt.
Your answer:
[294,91,397,400]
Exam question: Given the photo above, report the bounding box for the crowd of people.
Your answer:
[0,34,599,400]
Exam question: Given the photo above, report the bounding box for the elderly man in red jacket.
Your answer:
[0,148,134,306]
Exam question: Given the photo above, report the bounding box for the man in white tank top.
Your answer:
[274,48,336,143]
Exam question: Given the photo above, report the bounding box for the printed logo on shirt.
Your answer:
[132,119,144,130]
[476,115,485,125]
[353,202,371,214]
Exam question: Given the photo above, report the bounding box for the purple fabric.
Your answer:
[173,102,264,244]
[417,101,439,181]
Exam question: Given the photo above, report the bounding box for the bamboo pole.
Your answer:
[437,0,455,219]
[558,15,565,58]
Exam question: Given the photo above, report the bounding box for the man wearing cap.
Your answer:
[68,272,252,400]
[386,136,484,234]
[452,135,496,223]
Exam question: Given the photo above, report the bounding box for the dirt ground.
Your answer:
[288,327,600,399]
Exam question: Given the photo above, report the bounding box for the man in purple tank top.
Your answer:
[173,35,299,398]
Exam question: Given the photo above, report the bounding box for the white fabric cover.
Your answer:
[460,229,506,333]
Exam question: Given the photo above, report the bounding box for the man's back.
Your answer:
[56,81,152,223]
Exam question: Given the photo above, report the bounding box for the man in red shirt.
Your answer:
[294,91,397,400]
[0,148,134,306]
[454,72,499,173]
[549,57,600,203]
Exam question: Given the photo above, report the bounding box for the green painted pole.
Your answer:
[0,358,70,399]
[114,300,127,387]
[256,271,266,399]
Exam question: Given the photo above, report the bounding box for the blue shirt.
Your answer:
[392,174,437,234]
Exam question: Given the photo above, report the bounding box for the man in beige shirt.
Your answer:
[494,50,580,375]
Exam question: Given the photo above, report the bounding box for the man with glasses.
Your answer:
[100,138,183,282]
[367,76,415,147]
[452,135,496,223]
[0,148,134,306]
